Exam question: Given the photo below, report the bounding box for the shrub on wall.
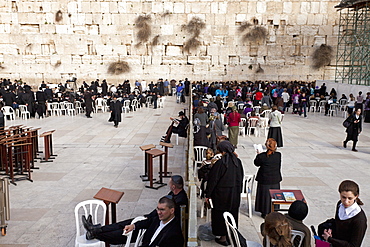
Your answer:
[182,17,205,53]
[107,61,130,75]
[311,44,334,70]
[135,15,152,45]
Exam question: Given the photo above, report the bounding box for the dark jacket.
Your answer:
[328,201,367,247]
[135,215,184,247]
[345,113,362,139]
[205,157,244,210]
[254,152,282,185]
[109,100,122,122]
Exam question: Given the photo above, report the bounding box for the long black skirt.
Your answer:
[255,183,280,215]
[268,127,283,147]
[211,207,239,236]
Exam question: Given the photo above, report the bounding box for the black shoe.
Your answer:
[87,116,92,118]
[215,238,229,246]
[114,125,118,128]
[87,214,93,225]
[261,213,266,219]
[343,141,347,148]
[82,215,92,230]
[352,149,358,152]
[164,140,171,143]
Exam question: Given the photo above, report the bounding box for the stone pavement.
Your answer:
[1,97,370,247]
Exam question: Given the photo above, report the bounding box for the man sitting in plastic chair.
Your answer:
[82,176,187,246]
[161,111,189,144]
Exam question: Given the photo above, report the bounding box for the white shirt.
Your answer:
[282,92,290,103]
[338,202,361,220]
[150,217,175,245]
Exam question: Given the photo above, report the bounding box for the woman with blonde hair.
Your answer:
[264,212,292,247]
[254,138,282,218]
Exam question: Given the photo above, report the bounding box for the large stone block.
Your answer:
[109,2,118,14]
[174,3,185,13]
[161,25,173,35]
[256,2,267,14]
[188,56,211,65]
[162,56,187,65]
[118,2,127,13]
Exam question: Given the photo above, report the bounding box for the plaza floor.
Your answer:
[0,96,369,247]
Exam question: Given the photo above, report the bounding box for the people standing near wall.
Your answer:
[227,106,241,148]
[108,95,122,128]
[364,92,370,123]
[268,106,283,147]
[83,90,93,118]
[343,108,362,152]
[356,91,364,111]
[254,138,282,218]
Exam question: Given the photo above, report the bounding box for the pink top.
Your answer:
[228,112,241,127]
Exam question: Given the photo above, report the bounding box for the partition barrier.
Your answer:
[186,88,198,246]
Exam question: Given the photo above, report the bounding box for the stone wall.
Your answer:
[0,0,340,85]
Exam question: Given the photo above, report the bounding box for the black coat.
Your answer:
[205,157,244,210]
[345,114,362,141]
[84,92,93,112]
[254,152,282,185]
[109,100,122,122]
[135,215,184,247]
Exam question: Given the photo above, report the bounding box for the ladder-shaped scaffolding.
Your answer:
[335,2,370,85]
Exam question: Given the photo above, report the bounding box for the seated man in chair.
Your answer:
[82,175,187,246]
[161,111,189,143]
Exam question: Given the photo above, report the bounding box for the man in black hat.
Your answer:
[161,111,189,143]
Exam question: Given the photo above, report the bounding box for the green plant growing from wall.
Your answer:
[182,17,205,53]
[311,44,333,70]
[151,35,160,46]
[135,15,152,46]
[107,61,131,75]
[55,10,63,22]
[239,18,268,44]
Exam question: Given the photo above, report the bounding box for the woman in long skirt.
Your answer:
[268,106,283,147]
[254,138,282,218]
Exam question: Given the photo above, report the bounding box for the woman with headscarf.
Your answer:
[227,106,241,148]
[205,141,244,246]
[254,138,282,218]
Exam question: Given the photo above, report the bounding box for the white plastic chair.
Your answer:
[131,99,138,111]
[74,200,107,247]
[124,216,147,247]
[18,105,30,119]
[145,96,152,107]
[239,118,247,137]
[309,100,317,112]
[59,102,67,115]
[260,110,272,119]
[75,101,84,114]
[122,100,130,113]
[158,97,165,108]
[95,98,105,113]
[2,106,15,120]
[266,230,305,247]
[65,102,76,116]
[247,118,259,137]
[223,212,262,247]
[339,99,347,111]
[194,146,207,168]
[172,133,179,145]
[328,103,338,117]
[258,117,269,137]
[49,102,61,116]
[237,103,245,110]
[241,175,255,218]
[318,101,327,113]
[253,106,261,114]
[172,88,176,96]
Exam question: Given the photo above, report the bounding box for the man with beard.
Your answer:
[36,87,47,118]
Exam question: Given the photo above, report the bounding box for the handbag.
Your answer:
[343,119,351,128]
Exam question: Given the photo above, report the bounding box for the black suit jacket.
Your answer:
[135,215,184,247]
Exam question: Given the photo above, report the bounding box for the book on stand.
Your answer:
[282,192,296,202]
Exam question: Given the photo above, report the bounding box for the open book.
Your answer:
[253,144,263,153]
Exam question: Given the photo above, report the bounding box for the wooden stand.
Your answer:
[139,144,155,181]
[94,187,124,247]
[145,149,167,189]
[269,189,305,212]
[159,141,173,178]
[40,130,56,162]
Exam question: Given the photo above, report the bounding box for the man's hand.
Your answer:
[123,224,135,233]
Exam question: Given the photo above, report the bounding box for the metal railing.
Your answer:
[0,177,10,236]
[187,88,198,246]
